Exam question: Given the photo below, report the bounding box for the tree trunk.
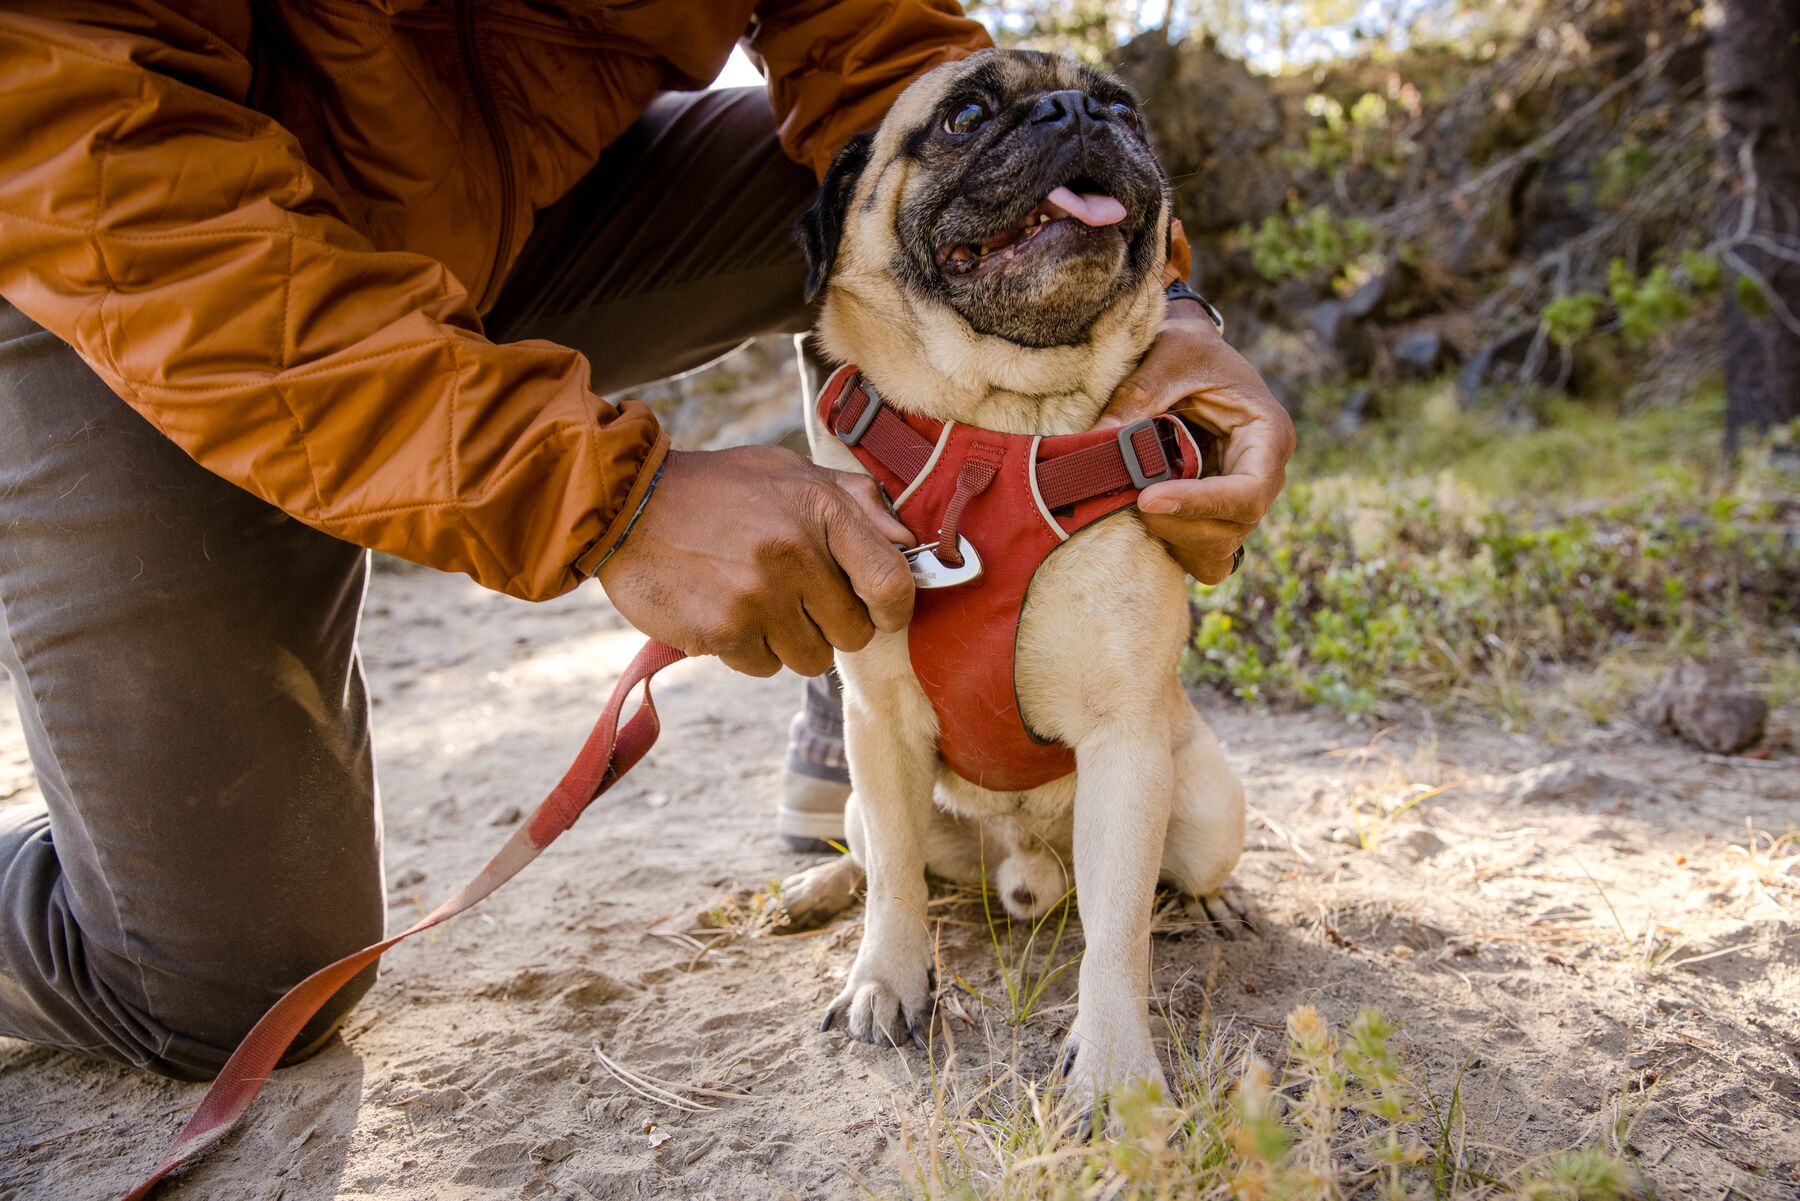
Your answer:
[1707,0,1800,448]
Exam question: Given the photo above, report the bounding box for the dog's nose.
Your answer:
[1027,89,1110,131]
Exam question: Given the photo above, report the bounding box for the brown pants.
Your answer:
[0,88,819,1080]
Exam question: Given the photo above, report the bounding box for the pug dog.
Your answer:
[785,49,1247,1113]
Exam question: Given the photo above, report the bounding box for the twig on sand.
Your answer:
[1699,753,1788,770]
[1250,805,1315,866]
[591,1042,750,1113]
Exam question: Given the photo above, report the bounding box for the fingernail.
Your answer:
[1140,496,1177,515]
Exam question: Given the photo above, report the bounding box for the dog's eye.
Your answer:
[944,101,988,135]
[1107,100,1140,129]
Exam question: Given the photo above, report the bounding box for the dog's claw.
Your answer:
[1194,890,1255,940]
[1058,1042,1078,1079]
[821,1000,846,1033]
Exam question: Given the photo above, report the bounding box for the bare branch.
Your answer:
[1376,37,1699,235]
[1722,247,1800,340]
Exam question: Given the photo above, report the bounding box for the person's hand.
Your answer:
[1097,300,1296,583]
[597,445,915,676]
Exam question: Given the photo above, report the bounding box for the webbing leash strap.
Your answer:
[122,638,689,1200]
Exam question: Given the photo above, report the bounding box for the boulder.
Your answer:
[1331,385,1376,437]
[1392,328,1449,377]
[1644,661,1769,755]
[1307,299,1371,374]
[1456,324,1564,405]
[1500,759,1637,805]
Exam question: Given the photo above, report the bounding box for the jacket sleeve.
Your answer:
[745,0,993,178]
[0,3,666,602]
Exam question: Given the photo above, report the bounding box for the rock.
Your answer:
[1112,34,1287,234]
[1500,758,1636,806]
[390,866,427,890]
[1307,299,1371,373]
[1331,385,1376,438]
[1242,326,1334,420]
[1272,277,1325,315]
[1456,325,1564,405]
[1644,661,1768,754]
[1392,328,1448,377]
[1344,270,1390,319]
[1346,256,1432,322]
[488,803,523,827]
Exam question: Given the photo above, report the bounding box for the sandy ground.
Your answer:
[1,566,1796,1200]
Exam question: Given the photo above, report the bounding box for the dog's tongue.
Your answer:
[1047,185,1126,227]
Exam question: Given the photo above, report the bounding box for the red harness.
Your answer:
[818,365,1204,792]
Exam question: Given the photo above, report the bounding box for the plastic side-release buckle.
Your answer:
[1117,418,1173,488]
[836,381,883,447]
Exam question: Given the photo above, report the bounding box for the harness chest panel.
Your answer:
[818,365,1204,792]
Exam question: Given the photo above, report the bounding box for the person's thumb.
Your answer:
[823,467,915,546]
[817,480,915,633]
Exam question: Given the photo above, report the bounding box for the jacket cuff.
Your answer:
[575,428,671,580]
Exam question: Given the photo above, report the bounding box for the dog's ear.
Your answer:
[795,130,876,304]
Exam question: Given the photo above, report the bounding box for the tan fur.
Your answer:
[793,51,1247,1112]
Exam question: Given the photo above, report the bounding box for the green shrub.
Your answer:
[1607,258,1692,346]
[1238,201,1379,286]
[1187,460,1796,720]
[1542,292,1604,346]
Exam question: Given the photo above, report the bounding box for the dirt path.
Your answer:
[1,567,1795,1200]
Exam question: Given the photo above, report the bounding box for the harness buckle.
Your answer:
[1117,418,1173,488]
[902,537,983,589]
[836,381,883,447]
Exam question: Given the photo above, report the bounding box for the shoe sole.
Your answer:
[776,802,845,848]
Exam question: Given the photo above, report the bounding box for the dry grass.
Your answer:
[879,1004,1643,1201]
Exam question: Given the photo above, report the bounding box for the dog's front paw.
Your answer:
[778,855,864,930]
[821,947,936,1049]
[1058,1019,1166,1137]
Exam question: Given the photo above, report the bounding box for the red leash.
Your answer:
[122,638,688,1200]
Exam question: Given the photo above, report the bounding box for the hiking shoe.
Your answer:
[780,674,849,851]
[777,766,849,852]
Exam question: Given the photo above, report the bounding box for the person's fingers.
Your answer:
[763,605,837,677]
[1211,424,1292,489]
[824,468,915,546]
[1137,475,1269,524]
[1140,511,1244,581]
[715,633,783,678]
[1185,549,1241,586]
[802,565,878,654]
[818,488,915,633]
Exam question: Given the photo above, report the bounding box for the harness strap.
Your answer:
[122,639,688,1200]
[832,380,937,479]
[1036,421,1172,509]
[932,446,1003,567]
[829,372,1184,516]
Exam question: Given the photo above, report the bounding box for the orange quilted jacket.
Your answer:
[0,0,989,599]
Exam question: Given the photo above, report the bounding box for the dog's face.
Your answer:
[798,50,1170,353]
